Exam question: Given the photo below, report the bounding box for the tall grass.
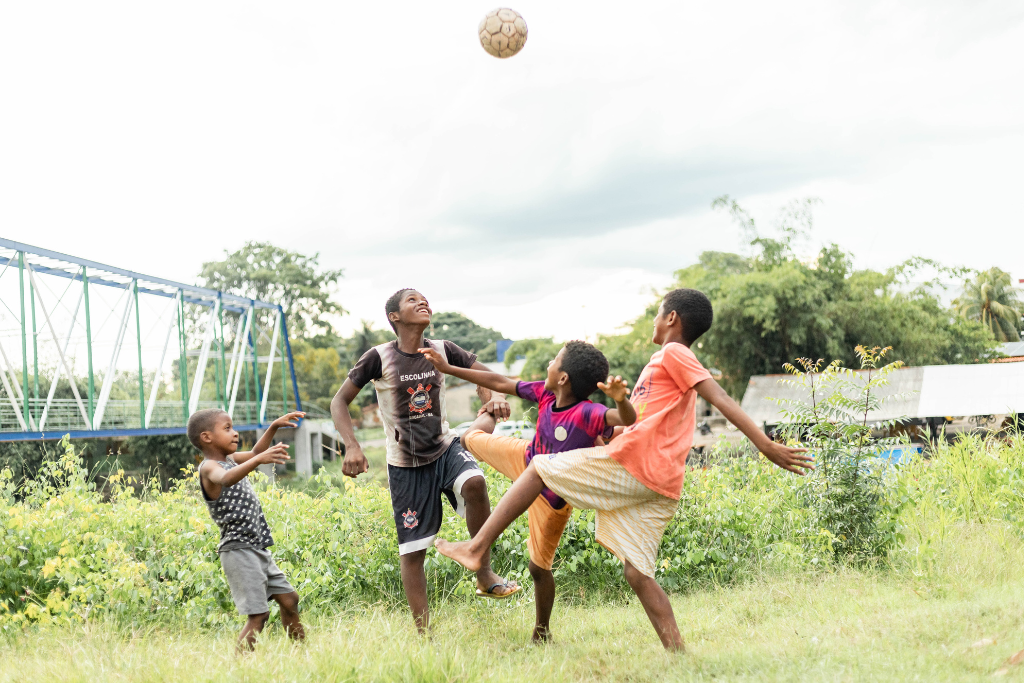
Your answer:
[1,427,1023,633]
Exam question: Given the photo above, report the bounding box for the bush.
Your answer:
[3,425,1024,630]
[772,346,909,562]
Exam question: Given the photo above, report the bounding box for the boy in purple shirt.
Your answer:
[418,340,635,641]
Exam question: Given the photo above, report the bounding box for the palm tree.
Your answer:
[956,268,1023,342]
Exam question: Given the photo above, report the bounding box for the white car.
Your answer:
[453,421,476,437]
[493,420,536,441]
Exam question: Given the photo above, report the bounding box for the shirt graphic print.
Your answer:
[200,459,275,551]
[516,380,611,509]
[348,339,477,468]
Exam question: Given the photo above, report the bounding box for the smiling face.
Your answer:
[390,290,432,331]
[544,346,570,394]
[203,413,239,455]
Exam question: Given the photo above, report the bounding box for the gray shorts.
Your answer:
[219,546,296,615]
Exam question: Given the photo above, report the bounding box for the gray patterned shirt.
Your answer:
[199,458,274,552]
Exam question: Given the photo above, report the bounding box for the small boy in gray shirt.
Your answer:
[189,408,306,651]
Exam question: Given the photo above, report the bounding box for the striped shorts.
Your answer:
[532,446,678,578]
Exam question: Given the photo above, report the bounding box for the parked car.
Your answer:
[494,420,536,442]
[453,421,476,437]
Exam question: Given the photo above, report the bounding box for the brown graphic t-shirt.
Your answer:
[348,339,477,468]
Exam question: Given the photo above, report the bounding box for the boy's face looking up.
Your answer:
[652,303,681,346]
[389,290,432,331]
[544,347,571,395]
[201,413,240,456]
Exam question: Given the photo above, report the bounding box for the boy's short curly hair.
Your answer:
[662,288,713,345]
[384,288,416,333]
[187,408,228,450]
[559,340,610,402]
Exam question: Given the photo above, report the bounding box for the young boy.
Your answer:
[417,340,636,642]
[189,408,307,651]
[329,288,519,634]
[433,288,814,650]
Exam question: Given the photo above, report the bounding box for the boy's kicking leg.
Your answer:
[623,561,683,651]
[435,461,544,571]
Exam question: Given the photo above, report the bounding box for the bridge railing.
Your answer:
[0,400,329,435]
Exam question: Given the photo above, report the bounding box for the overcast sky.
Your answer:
[2,1,1022,343]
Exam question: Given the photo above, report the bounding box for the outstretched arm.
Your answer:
[418,347,519,397]
[598,375,637,427]
[203,443,291,489]
[695,378,814,475]
[234,411,305,463]
[331,380,369,478]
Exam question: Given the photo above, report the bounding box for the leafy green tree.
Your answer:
[428,312,504,355]
[503,338,562,380]
[598,197,998,398]
[198,242,344,337]
[955,268,1022,342]
[291,343,346,411]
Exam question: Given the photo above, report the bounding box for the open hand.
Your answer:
[597,375,630,403]
[257,442,291,466]
[417,347,452,373]
[270,411,305,430]
[760,442,815,475]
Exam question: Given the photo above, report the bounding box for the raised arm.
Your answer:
[202,443,291,490]
[598,375,637,427]
[418,347,519,396]
[331,379,369,478]
[694,377,814,475]
[234,411,305,463]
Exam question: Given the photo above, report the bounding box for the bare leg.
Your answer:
[237,612,269,652]
[623,560,684,651]
[461,476,518,596]
[400,549,430,633]
[272,591,305,641]
[435,462,545,571]
[529,560,555,642]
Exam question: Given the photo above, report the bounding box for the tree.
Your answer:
[428,312,504,355]
[955,268,1022,342]
[597,197,999,398]
[503,338,562,381]
[198,242,344,337]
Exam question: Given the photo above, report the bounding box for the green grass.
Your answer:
[3,523,1023,682]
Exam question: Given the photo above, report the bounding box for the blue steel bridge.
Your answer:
[0,239,311,441]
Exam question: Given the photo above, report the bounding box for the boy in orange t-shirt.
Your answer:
[435,288,814,650]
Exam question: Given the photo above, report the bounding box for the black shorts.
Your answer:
[388,438,484,555]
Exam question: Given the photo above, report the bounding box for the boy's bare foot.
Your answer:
[434,538,484,572]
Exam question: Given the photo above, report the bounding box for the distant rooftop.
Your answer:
[741,361,1024,424]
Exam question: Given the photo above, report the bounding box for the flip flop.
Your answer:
[476,581,521,600]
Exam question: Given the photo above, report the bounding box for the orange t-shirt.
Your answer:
[605,342,712,500]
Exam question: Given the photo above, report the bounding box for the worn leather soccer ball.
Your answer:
[478,8,528,58]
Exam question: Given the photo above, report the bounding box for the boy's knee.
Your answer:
[528,561,551,580]
[276,592,300,614]
[461,475,487,500]
[247,611,270,627]
[623,561,649,587]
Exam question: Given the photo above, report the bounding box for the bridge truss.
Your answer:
[0,239,302,441]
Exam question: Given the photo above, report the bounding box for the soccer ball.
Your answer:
[478,8,528,58]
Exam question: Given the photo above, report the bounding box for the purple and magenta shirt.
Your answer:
[517,380,612,509]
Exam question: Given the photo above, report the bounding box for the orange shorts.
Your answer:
[462,429,572,570]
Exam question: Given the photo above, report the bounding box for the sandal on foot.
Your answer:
[476,581,521,600]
